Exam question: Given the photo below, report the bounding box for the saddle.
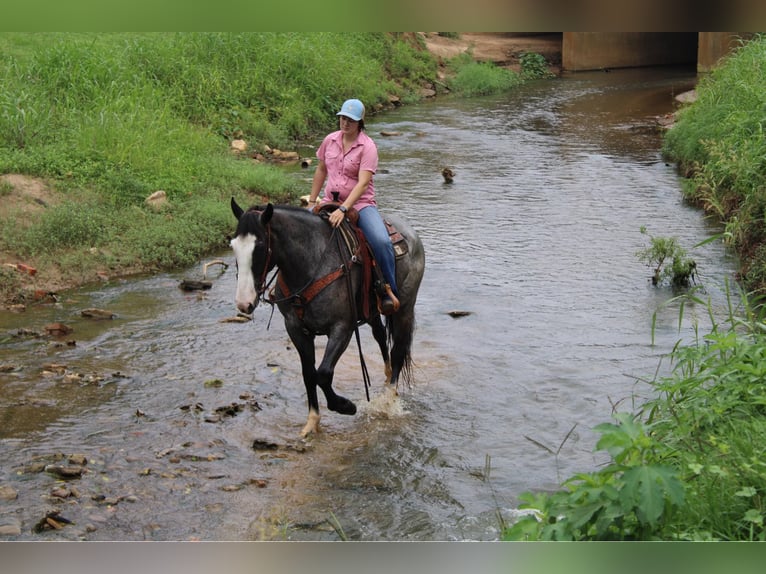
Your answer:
[314,202,406,317]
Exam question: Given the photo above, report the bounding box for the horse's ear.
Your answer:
[231,197,244,220]
[261,203,274,225]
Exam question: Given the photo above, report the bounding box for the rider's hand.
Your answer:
[329,208,345,228]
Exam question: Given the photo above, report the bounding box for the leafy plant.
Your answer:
[504,412,685,541]
[507,283,766,541]
[520,52,554,79]
[636,226,697,287]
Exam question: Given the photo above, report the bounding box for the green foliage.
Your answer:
[0,32,438,281]
[519,52,554,79]
[506,285,766,541]
[662,34,766,294]
[505,413,685,541]
[447,54,523,96]
[636,226,697,288]
[119,198,232,268]
[0,33,433,208]
[640,287,766,540]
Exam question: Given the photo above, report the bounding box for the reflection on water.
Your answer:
[0,67,738,540]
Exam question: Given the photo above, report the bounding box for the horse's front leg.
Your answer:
[316,328,357,416]
[286,324,322,437]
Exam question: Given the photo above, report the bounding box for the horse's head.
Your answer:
[230,198,274,314]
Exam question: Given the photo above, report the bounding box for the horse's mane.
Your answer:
[237,203,322,236]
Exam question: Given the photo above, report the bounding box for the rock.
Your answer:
[269,149,299,162]
[179,280,212,291]
[145,190,169,210]
[252,439,279,451]
[44,322,73,336]
[231,139,248,153]
[67,454,88,466]
[219,315,252,323]
[0,485,18,500]
[44,464,84,478]
[33,511,72,533]
[81,308,116,320]
[0,520,21,536]
[447,310,471,318]
[675,89,697,104]
[42,363,67,374]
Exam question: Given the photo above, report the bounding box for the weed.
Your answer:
[636,226,697,288]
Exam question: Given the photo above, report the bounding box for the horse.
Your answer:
[230,198,425,437]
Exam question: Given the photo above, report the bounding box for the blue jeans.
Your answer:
[357,206,398,296]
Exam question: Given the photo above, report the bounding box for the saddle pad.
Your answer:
[385,220,408,258]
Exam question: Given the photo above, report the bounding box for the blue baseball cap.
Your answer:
[336,99,365,121]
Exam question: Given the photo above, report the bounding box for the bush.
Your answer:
[520,52,554,79]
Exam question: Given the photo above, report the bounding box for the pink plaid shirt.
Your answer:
[316,129,378,210]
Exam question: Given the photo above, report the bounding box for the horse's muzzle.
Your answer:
[236,299,257,315]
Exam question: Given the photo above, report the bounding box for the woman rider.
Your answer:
[307,98,400,315]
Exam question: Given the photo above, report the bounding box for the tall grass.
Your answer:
[447,52,523,96]
[662,34,766,295]
[0,33,438,291]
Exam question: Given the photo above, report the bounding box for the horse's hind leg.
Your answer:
[388,308,416,390]
[369,314,392,385]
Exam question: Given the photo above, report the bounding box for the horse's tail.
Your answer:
[386,311,416,387]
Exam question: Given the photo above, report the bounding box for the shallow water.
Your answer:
[0,67,738,540]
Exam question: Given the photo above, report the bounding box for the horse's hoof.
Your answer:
[328,397,357,416]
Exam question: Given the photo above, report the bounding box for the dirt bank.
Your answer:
[421,32,562,74]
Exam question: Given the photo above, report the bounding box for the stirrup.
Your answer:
[378,284,400,315]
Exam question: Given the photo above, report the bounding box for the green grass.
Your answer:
[446,52,523,96]
[0,33,442,296]
[662,34,766,296]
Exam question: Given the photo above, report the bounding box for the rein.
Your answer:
[335,230,372,402]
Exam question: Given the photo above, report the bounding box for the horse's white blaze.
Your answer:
[230,234,258,312]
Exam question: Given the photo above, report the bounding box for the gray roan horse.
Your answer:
[230,198,425,437]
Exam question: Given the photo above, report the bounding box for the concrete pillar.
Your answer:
[697,32,752,72]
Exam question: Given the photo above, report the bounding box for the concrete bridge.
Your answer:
[561,32,753,72]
